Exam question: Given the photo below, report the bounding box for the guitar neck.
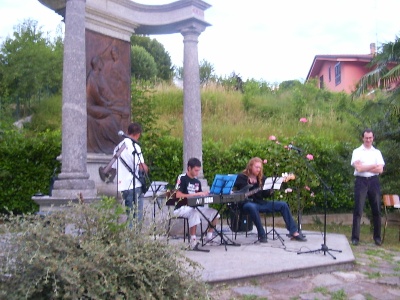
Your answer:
[103,143,126,174]
[245,187,262,198]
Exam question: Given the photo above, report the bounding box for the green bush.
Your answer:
[0,129,61,214]
[142,134,356,214]
[0,198,210,299]
[0,126,357,215]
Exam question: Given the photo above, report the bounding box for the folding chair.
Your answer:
[382,194,400,244]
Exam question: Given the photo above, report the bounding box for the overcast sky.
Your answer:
[1,0,399,83]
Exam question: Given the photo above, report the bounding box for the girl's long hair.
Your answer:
[242,157,263,186]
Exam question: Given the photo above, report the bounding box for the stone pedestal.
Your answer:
[87,153,120,198]
[36,0,212,211]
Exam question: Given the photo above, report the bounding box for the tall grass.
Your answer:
[152,83,359,145]
[28,81,360,145]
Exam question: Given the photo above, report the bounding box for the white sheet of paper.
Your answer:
[143,181,169,198]
[263,177,284,190]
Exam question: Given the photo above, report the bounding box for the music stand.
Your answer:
[209,174,236,194]
[143,181,168,239]
[296,155,342,259]
[204,174,241,250]
[264,176,285,246]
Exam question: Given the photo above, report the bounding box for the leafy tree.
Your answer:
[131,45,158,80]
[354,35,400,96]
[131,35,173,81]
[199,59,215,85]
[279,80,302,90]
[0,19,63,119]
[175,59,217,85]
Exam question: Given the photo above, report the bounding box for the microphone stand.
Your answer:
[130,140,138,230]
[295,153,342,259]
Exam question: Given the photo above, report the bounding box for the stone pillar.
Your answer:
[181,24,206,177]
[51,0,96,199]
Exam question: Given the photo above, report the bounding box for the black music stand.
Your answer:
[264,176,285,246]
[143,181,168,239]
[202,174,241,251]
[296,154,342,259]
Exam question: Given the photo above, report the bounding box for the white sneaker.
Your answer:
[205,239,220,246]
[190,239,199,250]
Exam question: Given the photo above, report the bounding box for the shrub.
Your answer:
[0,197,210,299]
[0,129,61,214]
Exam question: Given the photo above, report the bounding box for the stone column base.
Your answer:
[87,153,120,198]
[32,195,100,213]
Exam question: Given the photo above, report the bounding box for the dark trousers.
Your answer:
[242,200,298,238]
[351,176,381,242]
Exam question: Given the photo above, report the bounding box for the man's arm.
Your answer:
[353,160,384,174]
[138,162,148,173]
[175,177,208,198]
[176,190,208,198]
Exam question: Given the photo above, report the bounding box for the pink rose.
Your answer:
[285,188,293,193]
[263,159,268,164]
[306,154,314,160]
[268,135,276,141]
[304,186,311,191]
[299,118,308,123]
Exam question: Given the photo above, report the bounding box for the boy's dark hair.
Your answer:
[127,122,142,135]
[187,157,201,169]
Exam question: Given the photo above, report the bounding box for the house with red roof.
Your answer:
[306,43,376,94]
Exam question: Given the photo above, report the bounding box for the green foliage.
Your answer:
[215,72,244,92]
[354,35,400,96]
[28,94,62,131]
[175,59,217,85]
[144,135,183,185]
[139,134,356,214]
[131,45,158,81]
[279,80,302,90]
[331,289,347,300]
[0,199,210,299]
[130,80,158,135]
[0,129,61,214]
[0,19,63,120]
[131,35,173,81]
[199,59,216,85]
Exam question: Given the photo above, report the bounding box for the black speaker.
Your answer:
[229,211,253,232]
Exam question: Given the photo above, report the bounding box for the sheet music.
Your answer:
[263,177,284,190]
[143,181,168,198]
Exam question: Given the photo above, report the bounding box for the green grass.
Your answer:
[15,80,364,146]
[331,289,347,300]
[152,83,359,145]
[313,286,329,295]
[301,223,400,251]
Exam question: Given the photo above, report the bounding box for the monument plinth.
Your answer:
[35,0,211,211]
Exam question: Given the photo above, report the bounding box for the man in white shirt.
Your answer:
[113,122,148,227]
[350,129,385,246]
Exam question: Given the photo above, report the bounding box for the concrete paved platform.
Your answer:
[170,226,355,283]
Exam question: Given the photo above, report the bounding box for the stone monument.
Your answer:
[33,0,211,211]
